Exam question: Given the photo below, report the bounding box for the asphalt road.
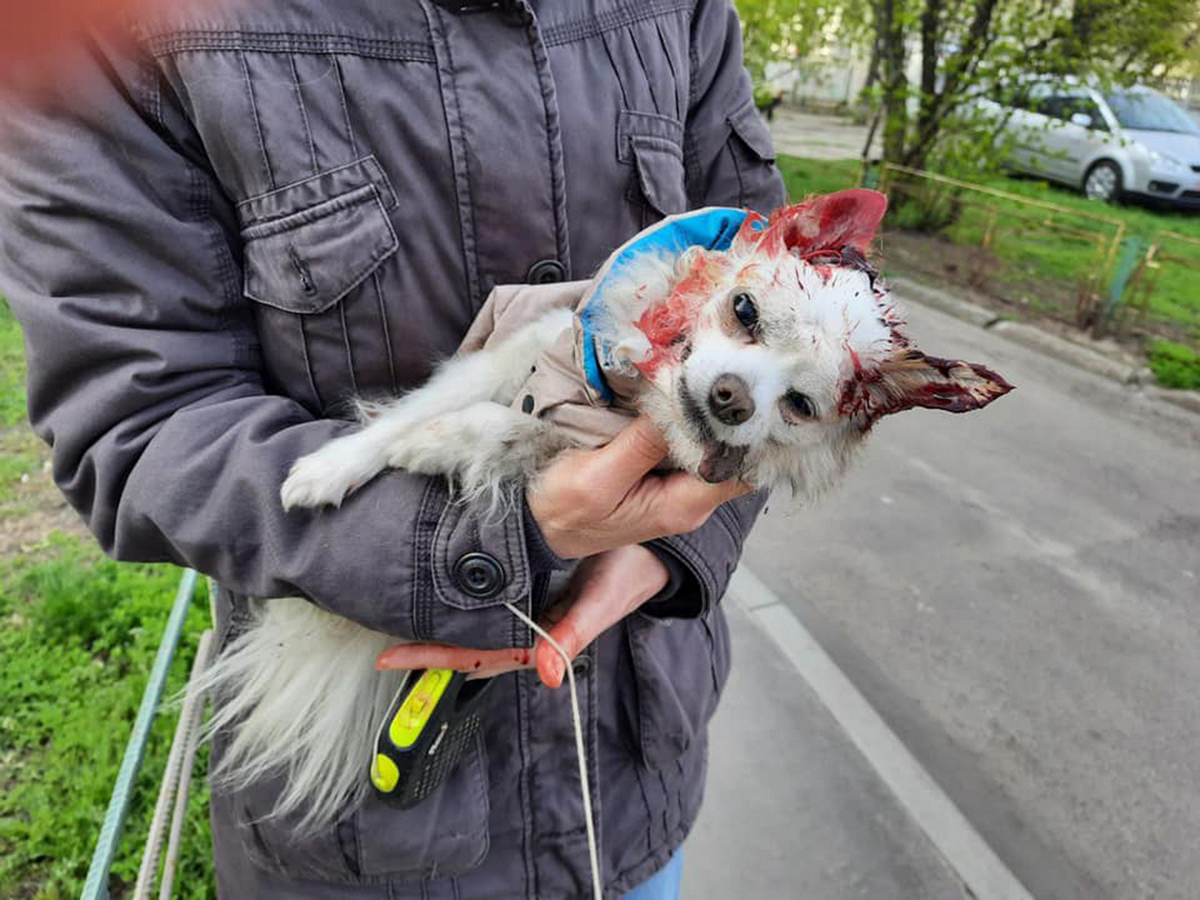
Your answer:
[685,600,972,900]
[739,297,1200,900]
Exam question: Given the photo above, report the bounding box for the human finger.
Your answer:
[375,642,534,678]
[622,471,755,538]
[581,416,669,497]
[535,546,669,687]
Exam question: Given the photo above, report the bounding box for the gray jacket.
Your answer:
[0,1,785,896]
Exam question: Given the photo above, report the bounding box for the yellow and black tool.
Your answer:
[370,668,496,809]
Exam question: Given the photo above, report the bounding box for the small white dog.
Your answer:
[199,190,1012,831]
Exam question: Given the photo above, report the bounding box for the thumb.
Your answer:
[589,417,669,495]
[661,469,756,509]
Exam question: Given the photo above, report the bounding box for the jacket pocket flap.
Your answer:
[629,136,688,216]
[618,109,687,216]
[237,155,397,227]
[431,495,531,612]
[242,183,399,314]
[728,101,776,162]
[617,109,684,162]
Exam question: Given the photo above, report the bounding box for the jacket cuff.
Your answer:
[521,495,571,575]
[639,542,701,619]
[640,489,768,619]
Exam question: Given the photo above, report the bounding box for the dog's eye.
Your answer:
[732,291,759,332]
[783,390,817,421]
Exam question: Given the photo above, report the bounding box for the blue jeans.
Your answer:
[622,851,683,900]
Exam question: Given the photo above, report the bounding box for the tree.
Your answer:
[862,0,1200,172]
[736,0,828,86]
[734,0,1199,173]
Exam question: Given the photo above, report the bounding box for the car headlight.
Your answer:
[1147,149,1188,173]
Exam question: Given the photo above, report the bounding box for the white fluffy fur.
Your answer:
[280,308,573,515]
[195,598,409,832]
[200,230,998,832]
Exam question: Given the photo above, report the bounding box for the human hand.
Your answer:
[526,417,752,559]
[375,544,670,688]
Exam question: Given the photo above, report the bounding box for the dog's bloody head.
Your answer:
[616,189,1012,493]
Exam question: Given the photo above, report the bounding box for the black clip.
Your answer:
[369,669,498,809]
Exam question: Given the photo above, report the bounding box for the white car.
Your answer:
[983,82,1200,209]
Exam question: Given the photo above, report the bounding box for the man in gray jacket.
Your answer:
[0,0,786,896]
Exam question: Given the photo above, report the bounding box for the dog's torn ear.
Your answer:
[741,188,889,259]
[845,349,1013,429]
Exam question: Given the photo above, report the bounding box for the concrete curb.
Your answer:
[728,569,1036,900]
[890,276,1002,330]
[1146,387,1200,414]
[988,320,1139,384]
[888,276,1200,418]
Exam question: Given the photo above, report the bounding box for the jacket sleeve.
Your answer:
[0,47,541,649]
[641,0,785,618]
[684,0,788,215]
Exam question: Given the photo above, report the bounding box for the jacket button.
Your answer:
[527,259,566,284]
[453,552,506,599]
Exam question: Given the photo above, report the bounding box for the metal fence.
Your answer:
[82,570,212,900]
[869,164,1200,354]
[1124,230,1200,344]
[875,163,1128,331]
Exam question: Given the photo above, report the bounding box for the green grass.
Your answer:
[0,430,45,515]
[0,300,48,519]
[1147,339,1200,389]
[1,294,214,898]
[777,156,862,197]
[0,299,28,429]
[960,173,1200,339]
[778,154,1200,355]
[0,535,214,900]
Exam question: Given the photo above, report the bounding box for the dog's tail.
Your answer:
[190,597,407,834]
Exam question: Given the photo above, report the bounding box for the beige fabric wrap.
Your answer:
[456,281,640,449]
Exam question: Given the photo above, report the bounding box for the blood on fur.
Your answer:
[635,254,727,378]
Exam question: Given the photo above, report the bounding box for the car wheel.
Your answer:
[1083,160,1123,203]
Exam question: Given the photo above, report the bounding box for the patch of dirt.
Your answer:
[881,229,1168,365]
[0,426,88,558]
[0,500,88,558]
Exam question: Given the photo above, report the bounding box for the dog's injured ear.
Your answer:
[739,188,889,260]
[842,349,1013,428]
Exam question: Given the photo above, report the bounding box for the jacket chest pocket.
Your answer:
[237,156,400,414]
[153,37,464,414]
[241,158,399,314]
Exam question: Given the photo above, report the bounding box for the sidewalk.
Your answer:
[766,107,877,160]
[682,577,979,900]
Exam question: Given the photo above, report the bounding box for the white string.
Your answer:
[503,602,602,900]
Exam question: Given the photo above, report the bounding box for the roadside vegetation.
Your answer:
[0,298,214,899]
[741,0,1200,389]
[741,0,1199,176]
[778,155,1200,389]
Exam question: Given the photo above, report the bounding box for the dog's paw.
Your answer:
[280,448,357,510]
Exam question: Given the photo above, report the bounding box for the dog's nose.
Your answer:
[708,374,755,425]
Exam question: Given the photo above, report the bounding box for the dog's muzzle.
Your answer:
[679,376,748,483]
